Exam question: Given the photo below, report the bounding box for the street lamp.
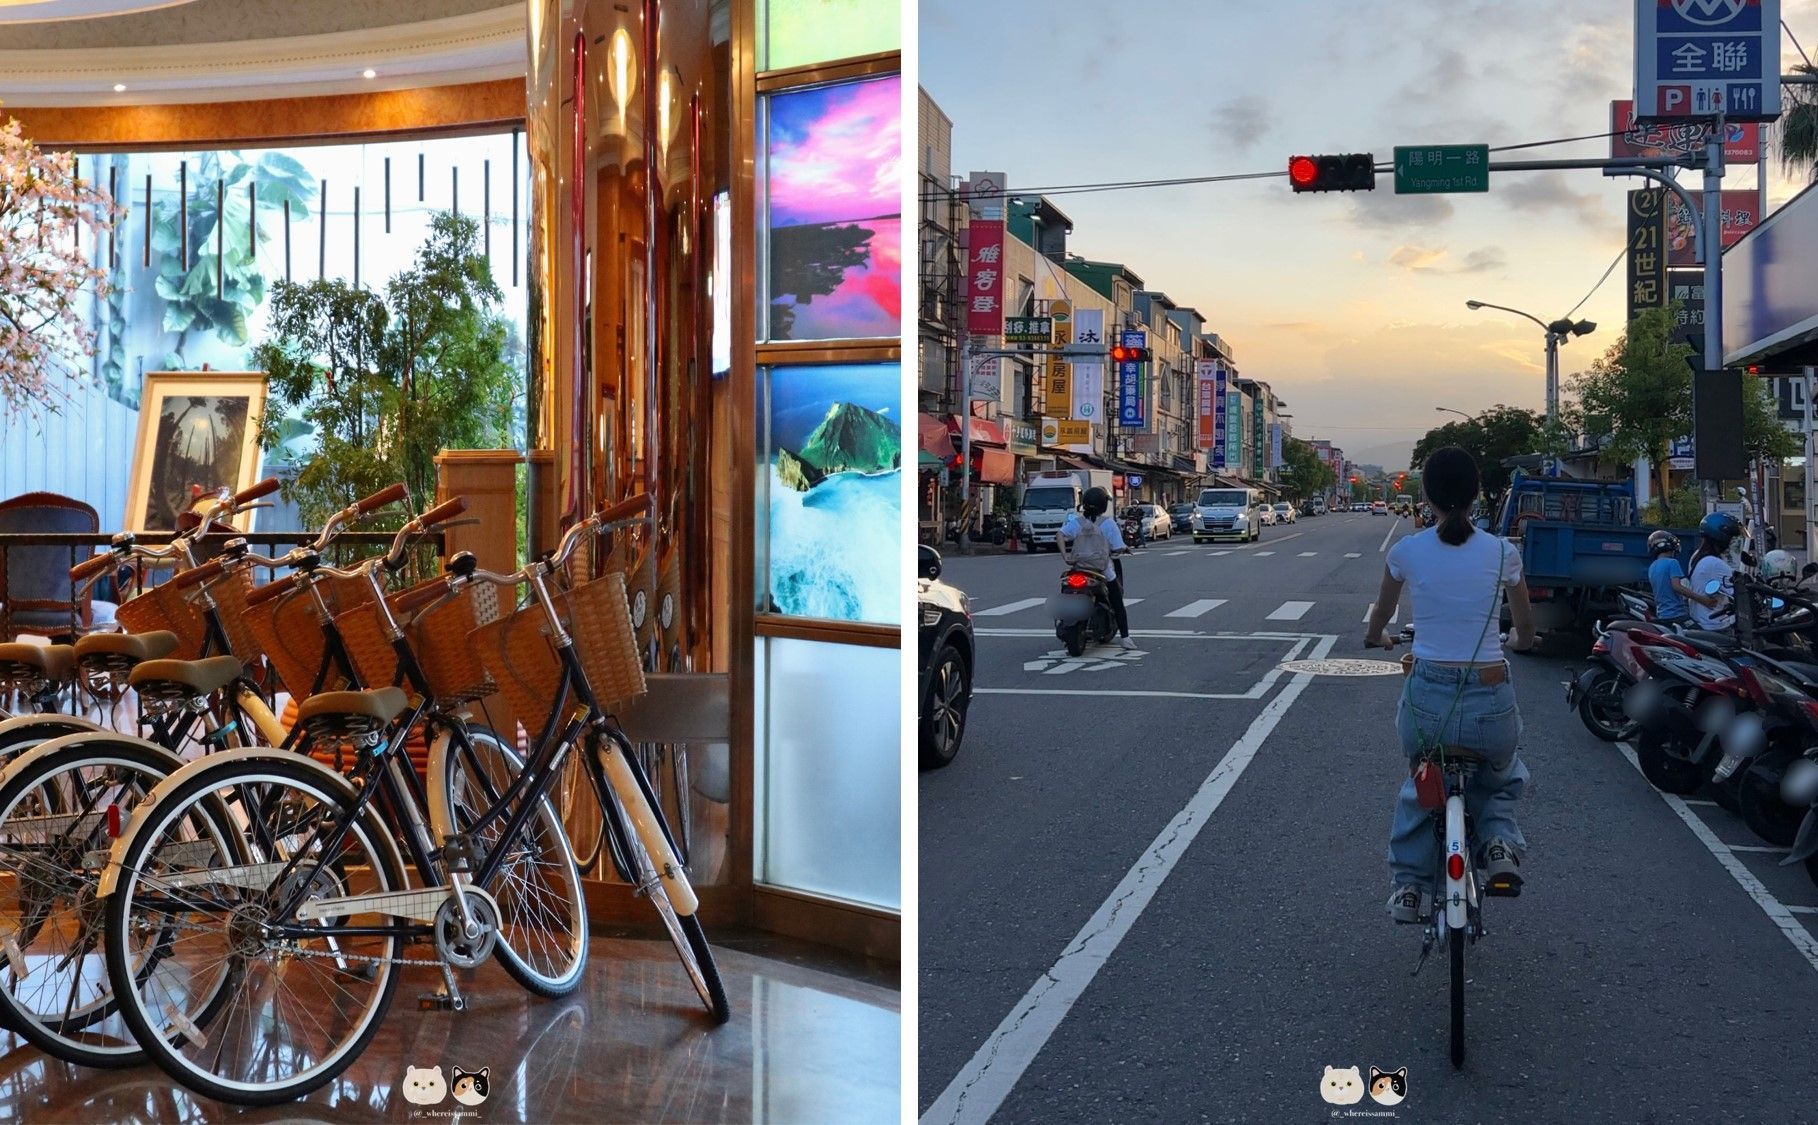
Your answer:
[1434,406,1478,422]
[1464,299,1595,475]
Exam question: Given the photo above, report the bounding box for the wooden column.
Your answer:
[435,448,523,739]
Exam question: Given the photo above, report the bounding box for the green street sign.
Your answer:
[1392,145,1489,195]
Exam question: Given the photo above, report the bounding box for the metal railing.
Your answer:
[0,531,443,640]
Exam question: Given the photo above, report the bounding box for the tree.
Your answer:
[253,212,517,540]
[1278,437,1336,500]
[1780,63,1818,179]
[0,113,120,418]
[1409,405,1542,508]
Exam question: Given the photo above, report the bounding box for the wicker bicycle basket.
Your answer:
[243,573,373,698]
[470,571,645,732]
[336,578,501,707]
[115,573,209,659]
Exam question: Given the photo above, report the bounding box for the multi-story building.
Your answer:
[917,87,960,416]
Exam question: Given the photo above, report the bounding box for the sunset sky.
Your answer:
[921,0,1818,468]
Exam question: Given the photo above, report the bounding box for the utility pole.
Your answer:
[958,334,973,555]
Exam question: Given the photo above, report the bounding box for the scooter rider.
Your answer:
[1645,530,1694,628]
[1686,512,1744,632]
[1059,486,1134,650]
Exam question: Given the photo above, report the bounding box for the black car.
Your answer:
[1166,502,1196,534]
[918,544,974,769]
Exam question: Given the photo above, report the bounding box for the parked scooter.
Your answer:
[1052,565,1118,657]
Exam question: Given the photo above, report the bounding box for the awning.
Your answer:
[977,448,1016,485]
[919,414,956,460]
[948,416,1007,446]
[918,449,946,470]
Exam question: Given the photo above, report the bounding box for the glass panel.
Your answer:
[757,636,901,909]
[759,363,901,624]
[761,74,901,341]
[759,0,900,72]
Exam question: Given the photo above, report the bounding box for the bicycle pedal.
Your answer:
[1484,876,1523,898]
[418,991,467,1012]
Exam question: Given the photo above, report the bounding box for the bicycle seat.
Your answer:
[0,643,75,683]
[296,686,409,740]
[128,655,242,699]
[74,630,179,665]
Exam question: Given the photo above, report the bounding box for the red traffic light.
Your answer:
[1110,345,1149,363]
[1288,156,1318,189]
[1289,153,1376,193]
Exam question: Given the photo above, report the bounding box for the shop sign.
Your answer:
[1072,309,1105,423]
[1046,359,1072,414]
[1127,474,1145,489]
[966,220,1006,335]
[1117,330,1146,427]
[1664,190,1760,268]
[1042,417,1091,446]
[1627,189,1667,320]
[1008,419,1040,454]
[1004,316,1053,344]
[1252,399,1265,476]
[1610,99,1760,160]
[1667,269,1706,352]
[1269,422,1283,469]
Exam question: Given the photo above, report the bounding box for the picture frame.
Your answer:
[125,371,269,533]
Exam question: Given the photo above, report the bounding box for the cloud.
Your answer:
[1497,171,1609,227]
[1207,96,1269,154]
[1346,192,1455,229]
[1387,244,1507,274]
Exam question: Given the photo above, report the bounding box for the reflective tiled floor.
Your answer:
[0,931,899,1124]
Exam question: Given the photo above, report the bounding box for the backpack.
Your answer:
[1064,515,1113,574]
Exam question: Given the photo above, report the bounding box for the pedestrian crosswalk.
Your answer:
[970,594,1405,626]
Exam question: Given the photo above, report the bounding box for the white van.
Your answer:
[1191,487,1265,543]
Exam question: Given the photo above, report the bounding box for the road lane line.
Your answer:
[1730,845,1788,853]
[1616,742,1818,977]
[1121,598,1144,607]
[1378,521,1401,553]
[1254,551,1276,557]
[1210,551,1232,557]
[1360,604,1400,625]
[924,634,1338,1125]
[1298,551,1318,557]
[975,598,1045,617]
[1345,552,1362,558]
[1267,600,1314,621]
[1165,550,1191,556]
[1165,599,1227,619]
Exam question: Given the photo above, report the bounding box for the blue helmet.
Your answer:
[1698,511,1742,545]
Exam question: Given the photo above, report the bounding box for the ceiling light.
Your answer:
[362,69,377,79]
[113,84,126,93]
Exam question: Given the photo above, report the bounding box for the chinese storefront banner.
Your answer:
[1072,308,1105,424]
[1664,190,1759,268]
[1196,360,1219,451]
[1627,189,1666,320]
[1213,364,1228,467]
[965,219,1005,335]
[1610,99,1760,161]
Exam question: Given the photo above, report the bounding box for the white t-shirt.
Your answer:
[1688,554,1736,630]
[1385,527,1522,663]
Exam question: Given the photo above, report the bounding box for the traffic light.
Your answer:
[1109,344,1151,363]
[1288,153,1376,193]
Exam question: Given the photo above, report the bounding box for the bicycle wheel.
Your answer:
[103,754,406,1106]
[428,725,588,998]
[595,730,729,1023]
[1449,926,1465,1069]
[0,735,189,1068]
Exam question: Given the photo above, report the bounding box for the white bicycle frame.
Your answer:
[1443,791,1473,931]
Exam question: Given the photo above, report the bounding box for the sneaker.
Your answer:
[1480,838,1523,897]
[1386,884,1429,924]
[1117,635,1137,651]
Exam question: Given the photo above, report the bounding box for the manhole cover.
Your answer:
[1277,658,1405,676]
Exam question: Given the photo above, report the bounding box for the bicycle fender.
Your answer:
[0,731,183,797]
[97,747,406,900]
[1444,796,1469,931]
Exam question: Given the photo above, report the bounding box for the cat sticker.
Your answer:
[1369,1065,1407,1106]
[402,1064,447,1106]
[1320,1065,1365,1105]
[452,1065,491,1107]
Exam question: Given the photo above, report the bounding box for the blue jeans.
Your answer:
[1388,662,1528,891]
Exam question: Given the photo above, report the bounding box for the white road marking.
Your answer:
[1617,741,1818,977]
[1165,599,1227,619]
[924,635,1338,1125]
[1164,550,1191,556]
[1254,551,1276,557]
[975,598,1045,617]
[1345,552,1363,558]
[1361,603,1400,625]
[1729,845,1788,853]
[1210,551,1232,557]
[1268,600,1314,621]
[1379,521,1401,552]
[1788,905,1818,915]
[1682,799,1718,807]
[1298,551,1318,557]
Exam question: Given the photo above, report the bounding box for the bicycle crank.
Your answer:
[432,888,500,969]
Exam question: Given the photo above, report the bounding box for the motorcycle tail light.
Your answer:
[1591,640,1609,655]
[1064,573,1088,589]
[1447,854,1465,880]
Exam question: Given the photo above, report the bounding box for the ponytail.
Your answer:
[1437,507,1474,546]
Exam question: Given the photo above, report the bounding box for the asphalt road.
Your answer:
[920,511,1818,1124]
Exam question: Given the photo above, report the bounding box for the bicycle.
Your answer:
[96,493,724,1105]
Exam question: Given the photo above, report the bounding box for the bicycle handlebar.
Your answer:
[235,477,281,504]
[418,496,467,530]
[68,553,117,582]
[169,558,225,591]
[356,483,409,515]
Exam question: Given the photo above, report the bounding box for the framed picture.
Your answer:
[125,371,268,533]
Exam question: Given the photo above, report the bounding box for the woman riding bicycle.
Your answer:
[1365,447,1537,923]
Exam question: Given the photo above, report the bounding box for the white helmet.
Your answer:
[1760,548,1797,587]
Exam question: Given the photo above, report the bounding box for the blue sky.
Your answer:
[921,0,1818,467]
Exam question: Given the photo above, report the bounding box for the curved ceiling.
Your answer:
[0,2,524,106]
[0,0,197,23]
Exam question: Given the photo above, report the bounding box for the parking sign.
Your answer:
[1635,0,1780,123]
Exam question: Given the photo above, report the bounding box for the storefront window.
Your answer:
[756,636,901,909]
[757,362,901,624]
[759,74,901,342]
[757,0,901,73]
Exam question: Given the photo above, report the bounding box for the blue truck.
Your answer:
[1490,473,1698,632]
